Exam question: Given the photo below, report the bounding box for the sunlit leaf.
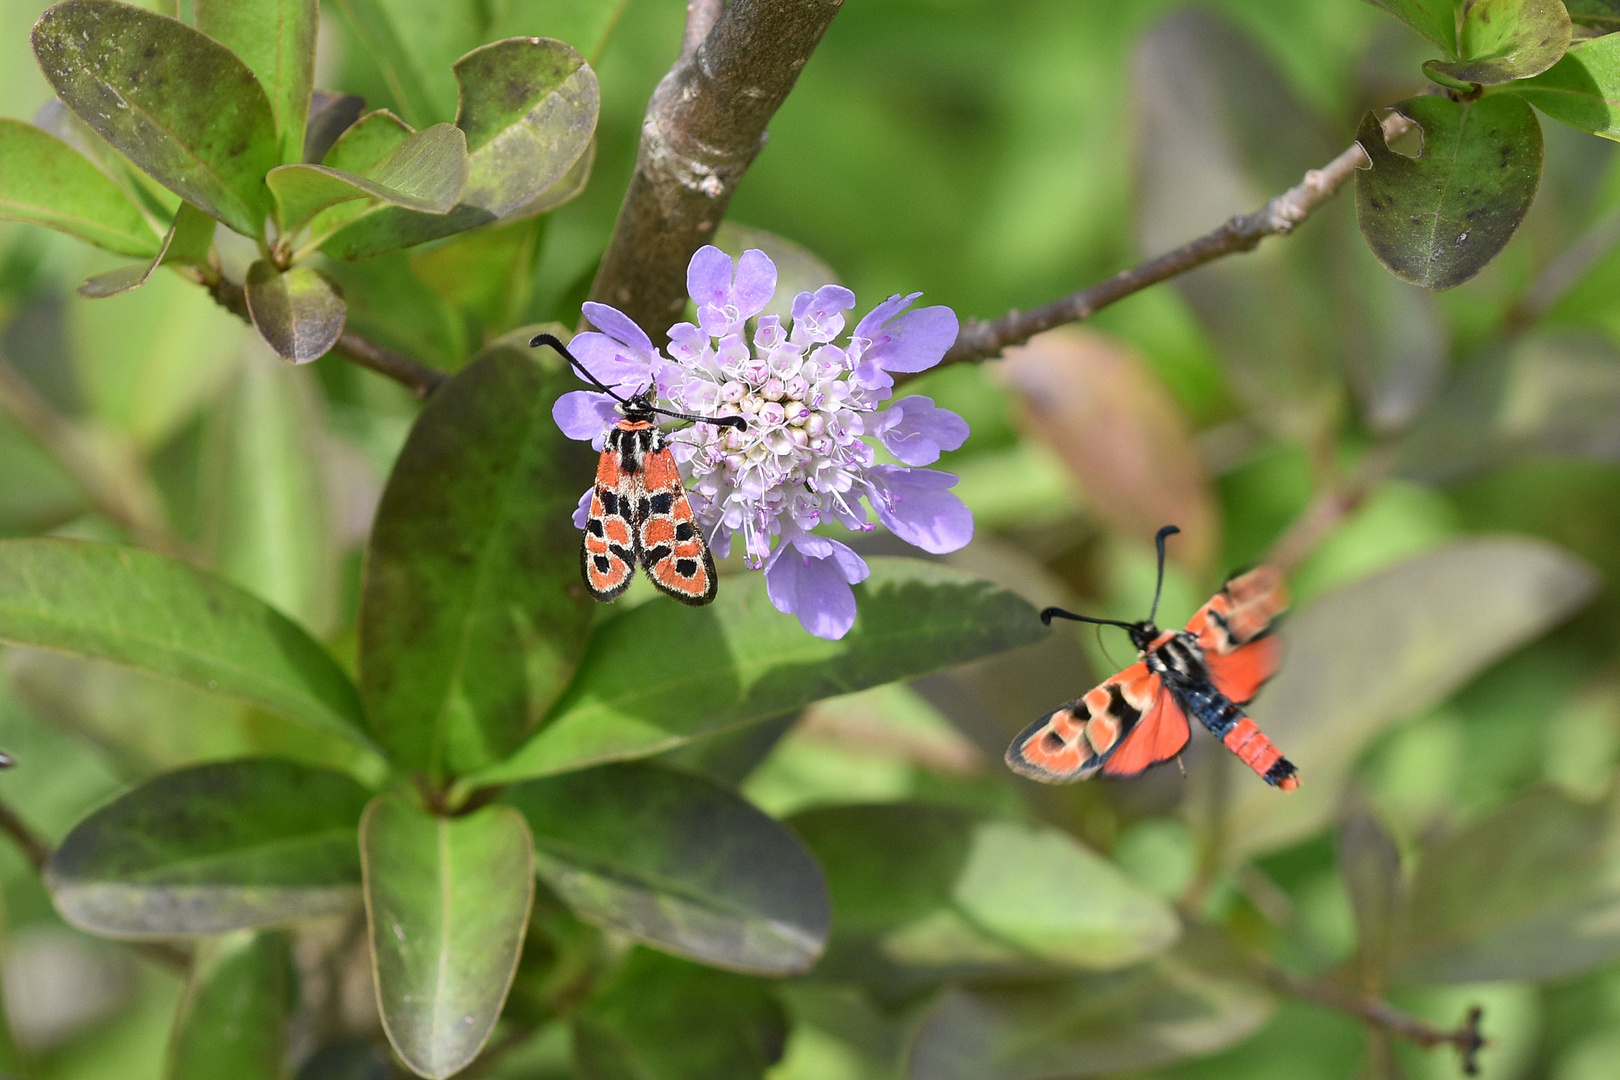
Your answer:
[245,260,348,363]
[168,930,294,1080]
[359,329,595,779]
[1398,789,1620,983]
[361,795,534,1080]
[32,0,279,236]
[1355,94,1543,290]
[467,559,1049,788]
[47,759,370,936]
[573,950,787,1080]
[1511,31,1620,140]
[792,804,1179,985]
[196,0,317,163]
[0,118,158,257]
[907,961,1274,1080]
[1223,538,1599,860]
[1003,328,1218,574]
[77,201,215,298]
[503,763,830,975]
[267,122,468,233]
[1361,0,1460,55]
[713,223,842,321]
[1425,0,1572,86]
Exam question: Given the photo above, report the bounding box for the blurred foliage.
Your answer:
[0,0,1616,1078]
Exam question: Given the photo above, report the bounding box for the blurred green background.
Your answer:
[3,0,1620,1078]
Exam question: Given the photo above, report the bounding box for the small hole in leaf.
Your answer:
[1387,124,1424,159]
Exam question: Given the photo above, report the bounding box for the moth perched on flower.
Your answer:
[551,245,974,639]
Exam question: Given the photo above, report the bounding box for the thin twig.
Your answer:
[588,0,845,336]
[0,796,50,873]
[204,276,447,400]
[681,0,725,61]
[929,112,1415,373]
[0,346,190,557]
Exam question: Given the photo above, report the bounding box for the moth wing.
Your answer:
[1006,662,1168,782]
[1204,634,1282,706]
[636,446,718,606]
[1097,673,1189,777]
[1186,565,1289,657]
[580,444,638,603]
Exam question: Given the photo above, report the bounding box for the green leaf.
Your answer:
[322,37,598,259]
[1338,796,1403,988]
[324,0,452,126]
[1361,0,1461,55]
[168,930,294,1080]
[1511,31,1620,139]
[78,200,215,299]
[299,109,414,242]
[0,539,371,749]
[1425,0,1572,85]
[791,805,1178,986]
[712,223,842,321]
[47,759,370,936]
[1356,94,1543,290]
[573,950,787,1080]
[361,795,534,1080]
[1566,0,1620,29]
[359,329,594,779]
[0,118,158,257]
[502,763,830,975]
[195,0,317,164]
[32,0,280,237]
[245,260,348,363]
[908,961,1274,1080]
[1222,538,1599,861]
[466,559,1049,788]
[267,122,468,234]
[1396,789,1620,984]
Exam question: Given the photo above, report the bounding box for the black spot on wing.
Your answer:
[649,492,674,515]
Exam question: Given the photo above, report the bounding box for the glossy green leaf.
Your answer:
[361,796,534,1080]
[1397,789,1620,984]
[573,950,787,1080]
[268,122,468,233]
[792,804,1178,986]
[0,118,158,257]
[0,539,370,747]
[322,37,598,259]
[168,930,294,1080]
[1511,31,1620,139]
[245,260,348,363]
[1356,94,1543,290]
[32,0,280,236]
[1223,538,1599,860]
[47,759,370,936]
[196,0,317,163]
[359,329,594,778]
[300,109,414,241]
[468,559,1049,788]
[713,223,842,321]
[1362,0,1460,54]
[78,201,215,299]
[508,135,595,219]
[1425,0,1572,85]
[502,763,830,975]
[907,961,1274,1080]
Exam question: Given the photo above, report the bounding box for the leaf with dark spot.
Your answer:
[1424,0,1572,86]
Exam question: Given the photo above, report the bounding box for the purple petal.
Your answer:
[571,487,594,529]
[580,301,653,355]
[866,465,974,554]
[863,305,959,374]
[731,249,778,318]
[569,331,652,390]
[852,292,920,342]
[763,533,870,639]
[849,357,895,392]
[874,396,970,466]
[553,390,620,442]
[687,245,735,307]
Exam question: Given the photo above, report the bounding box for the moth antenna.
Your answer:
[1149,524,1181,623]
[530,333,746,431]
[649,403,747,431]
[1040,606,1135,631]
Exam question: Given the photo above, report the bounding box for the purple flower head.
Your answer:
[553,246,971,639]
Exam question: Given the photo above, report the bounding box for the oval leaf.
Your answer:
[1362,0,1460,55]
[1426,0,1572,85]
[1397,789,1620,984]
[359,329,595,779]
[47,759,371,936]
[0,117,157,256]
[467,558,1050,788]
[1511,32,1620,140]
[502,763,829,976]
[195,0,317,164]
[1356,94,1543,290]
[1339,795,1403,987]
[245,260,347,363]
[322,37,598,259]
[32,0,279,236]
[169,930,294,1080]
[792,804,1178,986]
[573,950,788,1080]
[0,539,370,748]
[907,962,1274,1080]
[1223,537,1599,860]
[361,796,534,1080]
[78,201,216,299]
[267,122,469,232]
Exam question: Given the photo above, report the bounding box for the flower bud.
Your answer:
[785,375,809,399]
[758,401,786,426]
[763,377,786,401]
[741,393,764,414]
[804,413,827,437]
[720,380,746,402]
